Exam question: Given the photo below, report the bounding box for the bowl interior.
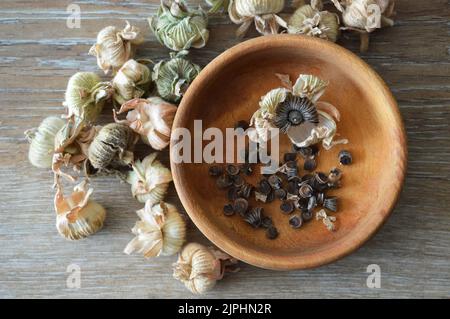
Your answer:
[171,35,406,270]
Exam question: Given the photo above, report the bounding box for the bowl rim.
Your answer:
[170,34,407,270]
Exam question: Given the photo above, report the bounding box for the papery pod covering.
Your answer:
[114,97,177,150]
[152,51,201,103]
[26,116,66,169]
[288,5,340,42]
[150,0,209,51]
[54,181,106,240]
[64,72,111,124]
[124,200,186,258]
[89,21,144,74]
[172,243,238,294]
[206,0,230,13]
[126,153,173,203]
[112,59,152,105]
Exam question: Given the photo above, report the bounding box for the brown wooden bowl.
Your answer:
[170,35,407,270]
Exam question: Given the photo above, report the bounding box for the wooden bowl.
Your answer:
[171,35,407,270]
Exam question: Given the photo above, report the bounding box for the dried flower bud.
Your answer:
[25,116,65,168]
[112,59,152,105]
[127,153,173,204]
[152,51,201,103]
[88,123,137,170]
[206,0,230,13]
[54,181,106,240]
[89,21,144,74]
[124,200,186,258]
[114,97,177,150]
[228,0,287,37]
[64,72,112,124]
[173,243,238,294]
[288,4,340,42]
[149,0,209,51]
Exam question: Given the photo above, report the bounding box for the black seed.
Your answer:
[296,197,309,211]
[226,164,240,176]
[240,163,253,175]
[274,188,287,200]
[238,183,253,199]
[268,175,282,189]
[233,198,249,216]
[301,174,314,182]
[266,190,275,203]
[316,192,325,205]
[285,161,298,178]
[339,150,352,165]
[287,180,300,195]
[328,167,342,186]
[258,179,272,195]
[298,183,313,198]
[310,144,320,156]
[307,196,317,211]
[289,215,303,229]
[223,204,235,216]
[261,216,273,228]
[304,157,317,171]
[209,165,223,177]
[323,196,338,212]
[266,226,279,240]
[302,210,314,221]
[315,172,328,184]
[232,174,245,187]
[234,120,249,131]
[280,201,295,214]
[283,152,297,162]
[216,174,233,189]
[244,207,263,228]
[228,186,240,201]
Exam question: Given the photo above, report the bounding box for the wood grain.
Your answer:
[0,0,449,298]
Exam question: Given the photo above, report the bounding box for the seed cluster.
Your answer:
[209,128,353,238]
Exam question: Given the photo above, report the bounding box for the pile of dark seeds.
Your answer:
[209,129,352,240]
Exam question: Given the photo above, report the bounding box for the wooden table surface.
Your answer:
[1,0,449,299]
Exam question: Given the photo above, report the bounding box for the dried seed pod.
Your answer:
[228,0,286,37]
[64,72,112,124]
[289,215,303,229]
[112,60,152,105]
[173,243,238,294]
[288,4,340,42]
[244,207,263,228]
[113,97,177,150]
[152,51,201,103]
[316,209,336,231]
[54,181,106,240]
[88,123,137,170]
[89,21,144,74]
[339,149,353,165]
[323,196,338,212]
[124,200,186,258]
[127,153,173,204]
[25,116,65,169]
[149,0,209,51]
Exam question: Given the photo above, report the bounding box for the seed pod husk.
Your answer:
[89,21,144,74]
[64,72,112,125]
[152,51,201,103]
[149,0,209,51]
[88,123,137,170]
[124,200,186,258]
[25,116,66,169]
[112,60,152,105]
[228,0,287,37]
[127,153,173,204]
[173,243,238,294]
[114,97,177,150]
[54,181,106,240]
